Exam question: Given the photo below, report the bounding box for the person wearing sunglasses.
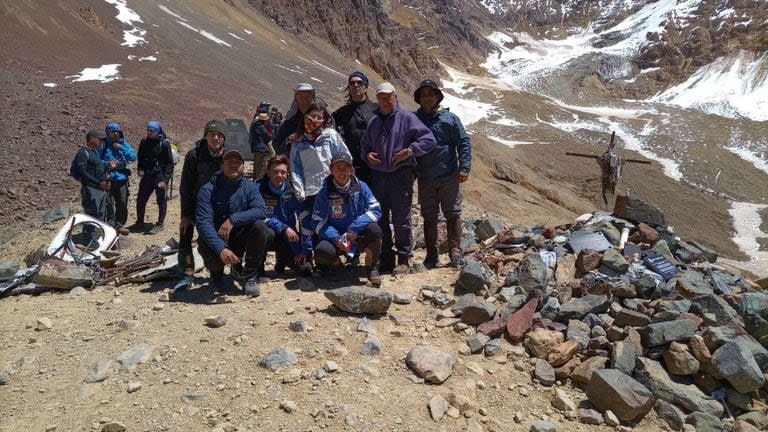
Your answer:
[289,102,351,210]
[332,71,377,185]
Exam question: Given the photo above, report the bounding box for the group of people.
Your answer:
[74,122,175,239]
[75,70,472,296]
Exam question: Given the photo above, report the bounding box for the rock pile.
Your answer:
[421,201,768,430]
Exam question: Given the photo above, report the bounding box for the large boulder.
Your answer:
[456,260,487,294]
[405,345,456,384]
[613,195,666,226]
[515,253,549,297]
[639,319,698,348]
[524,328,564,359]
[557,295,610,320]
[711,342,766,393]
[325,286,392,314]
[634,357,723,417]
[676,270,713,298]
[587,369,655,422]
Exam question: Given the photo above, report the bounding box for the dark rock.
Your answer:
[634,274,660,298]
[613,195,666,226]
[405,345,456,384]
[691,294,743,326]
[456,259,487,294]
[567,319,591,347]
[734,335,768,371]
[572,356,608,386]
[578,408,604,425]
[676,270,713,298]
[738,292,768,318]
[611,341,637,375]
[451,293,478,314]
[655,399,686,431]
[614,308,651,327]
[639,319,698,347]
[324,286,392,314]
[42,203,70,224]
[688,241,718,263]
[515,253,549,298]
[602,249,630,272]
[635,357,723,417]
[576,249,602,274]
[461,300,497,325]
[484,338,502,357]
[432,291,455,308]
[557,295,610,320]
[530,421,556,432]
[477,316,506,338]
[584,220,622,245]
[685,412,724,432]
[711,341,766,393]
[475,219,504,241]
[506,298,538,342]
[533,359,555,386]
[587,369,654,422]
[465,333,490,354]
[702,326,738,351]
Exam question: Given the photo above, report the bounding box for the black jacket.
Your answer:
[332,99,377,170]
[179,139,223,218]
[249,119,271,153]
[137,138,174,182]
[75,146,106,188]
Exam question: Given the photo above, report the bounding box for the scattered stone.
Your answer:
[436,317,461,328]
[281,368,302,383]
[324,361,338,372]
[524,328,564,358]
[84,359,114,383]
[663,342,699,375]
[70,286,87,296]
[289,319,308,332]
[357,317,375,333]
[461,299,497,325]
[429,395,449,421]
[733,419,761,432]
[280,399,297,413]
[711,341,766,393]
[204,315,226,328]
[0,260,20,281]
[614,309,651,327]
[506,298,538,342]
[611,341,637,375]
[530,421,556,432]
[576,249,602,274]
[604,410,621,427]
[126,381,141,393]
[116,319,139,332]
[655,399,686,431]
[603,249,630,272]
[613,195,666,226]
[555,254,576,283]
[152,303,164,311]
[557,295,610,320]
[476,219,505,241]
[457,260,487,293]
[258,346,298,371]
[566,319,591,347]
[572,356,608,385]
[547,340,579,367]
[587,369,654,422]
[116,343,154,371]
[685,412,724,432]
[639,319,698,347]
[515,253,549,297]
[361,336,381,355]
[635,357,723,417]
[405,345,456,384]
[466,333,491,354]
[325,286,392,314]
[101,422,127,432]
[36,317,53,331]
[477,316,506,338]
[552,388,576,411]
[393,293,412,304]
[484,338,502,357]
[533,359,556,386]
[676,270,713,298]
[579,408,604,425]
[432,292,455,308]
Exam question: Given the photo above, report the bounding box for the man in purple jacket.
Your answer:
[361,82,437,275]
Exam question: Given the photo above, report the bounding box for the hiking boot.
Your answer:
[368,267,382,287]
[148,224,164,235]
[243,275,261,296]
[392,255,410,276]
[379,253,396,273]
[423,220,439,269]
[423,248,439,269]
[174,275,193,292]
[208,271,224,292]
[297,261,313,277]
[128,222,150,233]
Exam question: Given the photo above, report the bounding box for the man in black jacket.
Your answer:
[332,71,377,184]
[134,121,174,234]
[75,130,110,244]
[175,120,226,289]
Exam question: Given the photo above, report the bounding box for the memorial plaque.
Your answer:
[642,251,678,280]
[568,231,612,254]
[224,118,253,161]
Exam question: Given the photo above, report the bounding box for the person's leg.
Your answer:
[135,175,153,225]
[441,176,464,267]
[357,222,383,284]
[370,171,394,271]
[111,181,129,228]
[314,240,341,266]
[155,174,168,226]
[177,224,195,275]
[391,168,415,274]
[418,178,440,268]
[197,237,225,288]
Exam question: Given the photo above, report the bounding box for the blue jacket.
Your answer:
[196,172,267,254]
[256,177,313,255]
[360,103,436,173]
[415,106,472,181]
[290,128,351,200]
[102,123,137,182]
[312,175,381,244]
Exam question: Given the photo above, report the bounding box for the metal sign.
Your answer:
[568,231,612,254]
[224,118,253,161]
[642,251,678,280]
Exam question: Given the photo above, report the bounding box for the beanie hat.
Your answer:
[348,71,369,86]
[413,79,444,105]
[204,119,227,138]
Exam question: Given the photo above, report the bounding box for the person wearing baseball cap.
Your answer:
[332,71,377,185]
[174,119,227,290]
[273,82,331,156]
[312,152,383,285]
[414,79,472,268]
[195,148,269,296]
[360,81,437,276]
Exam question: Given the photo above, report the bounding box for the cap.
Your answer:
[146,121,162,133]
[295,83,314,92]
[376,82,396,95]
[348,71,369,86]
[204,119,227,137]
[413,79,444,104]
[330,152,354,167]
[223,149,244,162]
[86,130,106,140]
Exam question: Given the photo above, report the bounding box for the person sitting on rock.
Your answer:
[133,121,174,234]
[312,153,382,286]
[413,79,472,268]
[101,122,137,235]
[196,149,269,296]
[256,154,313,277]
[289,102,351,208]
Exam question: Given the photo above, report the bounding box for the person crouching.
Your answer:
[312,153,383,286]
[195,150,269,296]
[256,155,313,277]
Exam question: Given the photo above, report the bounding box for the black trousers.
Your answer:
[197,220,270,274]
[315,223,382,267]
[106,180,129,227]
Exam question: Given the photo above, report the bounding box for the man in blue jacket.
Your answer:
[196,149,268,296]
[414,80,472,268]
[256,154,313,277]
[361,82,436,276]
[312,153,383,286]
[102,122,137,235]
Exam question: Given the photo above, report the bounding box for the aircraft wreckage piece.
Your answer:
[46,214,118,263]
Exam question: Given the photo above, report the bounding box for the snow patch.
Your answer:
[441,92,496,126]
[66,64,121,83]
[651,51,768,121]
[176,21,231,47]
[43,83,57,88]
[127,55,157,61]
[158,5,186,21]
[228,32,244,41]
[310,77,323,82]
[244,29,252,35]
[726,202,768,277]
[104,0,146,47]
[488,136,537,149]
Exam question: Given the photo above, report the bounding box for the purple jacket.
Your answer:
[360,103,436,173]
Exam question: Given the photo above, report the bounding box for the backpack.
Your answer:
[69,154,81,181]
